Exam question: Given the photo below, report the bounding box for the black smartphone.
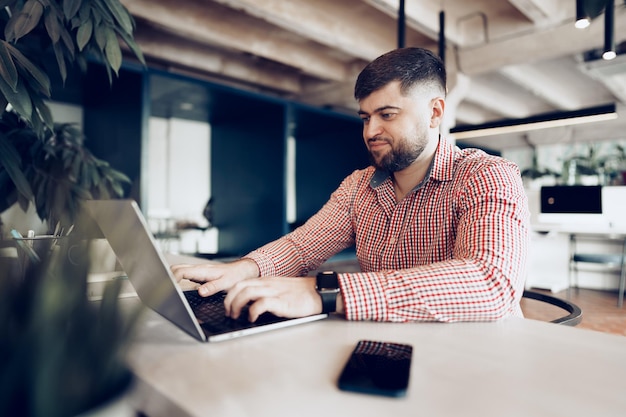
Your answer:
[337,340,413,398]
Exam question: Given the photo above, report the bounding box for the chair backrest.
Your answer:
[522,290,583,326]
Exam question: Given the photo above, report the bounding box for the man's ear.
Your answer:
[430,97,445,128]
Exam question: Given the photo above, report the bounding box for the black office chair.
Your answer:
[568,233,626,308]
[522,290,583,326]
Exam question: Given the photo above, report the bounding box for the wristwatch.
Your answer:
[316,271,340,314]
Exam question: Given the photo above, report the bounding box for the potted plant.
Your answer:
[0,0,145,236]
[519,136,560,188]
[599,144,626,185]
[0,1,147,415]
[561,144,603,185]
[561,143,626,186]
[0,112,132,236]
[0,231,145,417]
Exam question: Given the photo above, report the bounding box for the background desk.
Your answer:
[124,297,626,417]
[527,224,626,292]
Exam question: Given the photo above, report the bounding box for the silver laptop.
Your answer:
[82,199,327,342]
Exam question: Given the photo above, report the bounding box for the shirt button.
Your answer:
[389,237,396,244]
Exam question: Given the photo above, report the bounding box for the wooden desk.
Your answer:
[123,297,626,417]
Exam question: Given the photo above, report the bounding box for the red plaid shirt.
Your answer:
[245,137,530,322]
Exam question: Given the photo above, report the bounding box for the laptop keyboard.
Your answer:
[183,290,284,332]
[184,290,226,320]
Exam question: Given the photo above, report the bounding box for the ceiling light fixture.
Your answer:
[449,104,618,140]
[603,0,616,60]
[397,0,405,48]
[575,0,591,28]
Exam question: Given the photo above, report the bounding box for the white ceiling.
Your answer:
[121,0,626,152]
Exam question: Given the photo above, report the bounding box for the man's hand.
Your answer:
[224,277,323,322]
[170,258,260,296]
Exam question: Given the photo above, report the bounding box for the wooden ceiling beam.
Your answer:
[133,24,303,94]
[457,10,626,75]
[507,0,568,26]
[210,0,425,61]
[122,0,350,81]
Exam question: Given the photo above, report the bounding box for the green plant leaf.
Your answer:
[31,93,54,128]
[108,169,130,184]
[70,15,81,30]
[11,0,45,41]
[91,6,102,26]
[103,58,113,84]
[44,8,62,43]
[64,123,82,141]
[92,0,113,25]
[0,77,33,121]
[40,176,54,221]
[116,28,145,65]
[96,181,108,199]
[59,20,76,60]
[78,0,91,22]
[0,135,35,201]
[15,190,30,213]
[29,105,45,136]
[73,182,91,199]
[0,41,18,90]
[52,42,67,82]
[45,0,67,19]
[6,42,51,97]
[3,11,17,41]
[76,18,93,51]
[94,22,107,51]
[63,0,82,20]
[101,0,133,34]
[90,164,101,187]
[70,153,81,182]
[110,180,124,197]
[104,27,121,75]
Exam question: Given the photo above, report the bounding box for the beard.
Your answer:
[368,135,426,172]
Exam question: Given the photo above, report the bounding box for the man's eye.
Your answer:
[360,116,370,123]
[381,113,396,119]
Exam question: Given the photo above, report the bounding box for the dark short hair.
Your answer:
[354,47,446,101]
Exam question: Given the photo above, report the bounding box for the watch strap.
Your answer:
[319,291,337,314]
[316,271,339,314]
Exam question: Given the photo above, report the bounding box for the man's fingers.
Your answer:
[171,263,219,283]
[171,259,260,299]
[170,263,194,282]
[225,277,323,320]
[170,264,224,296]
[225,280,274,318]
[198,280,226,297]
[171,264,210,281]
[247,297,284,322]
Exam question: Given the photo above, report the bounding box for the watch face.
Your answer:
[316,271,339,314]
[317,271,339,290]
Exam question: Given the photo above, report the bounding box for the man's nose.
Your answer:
[363,119,383,138]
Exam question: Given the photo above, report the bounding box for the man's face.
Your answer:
[357,81,433,172]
